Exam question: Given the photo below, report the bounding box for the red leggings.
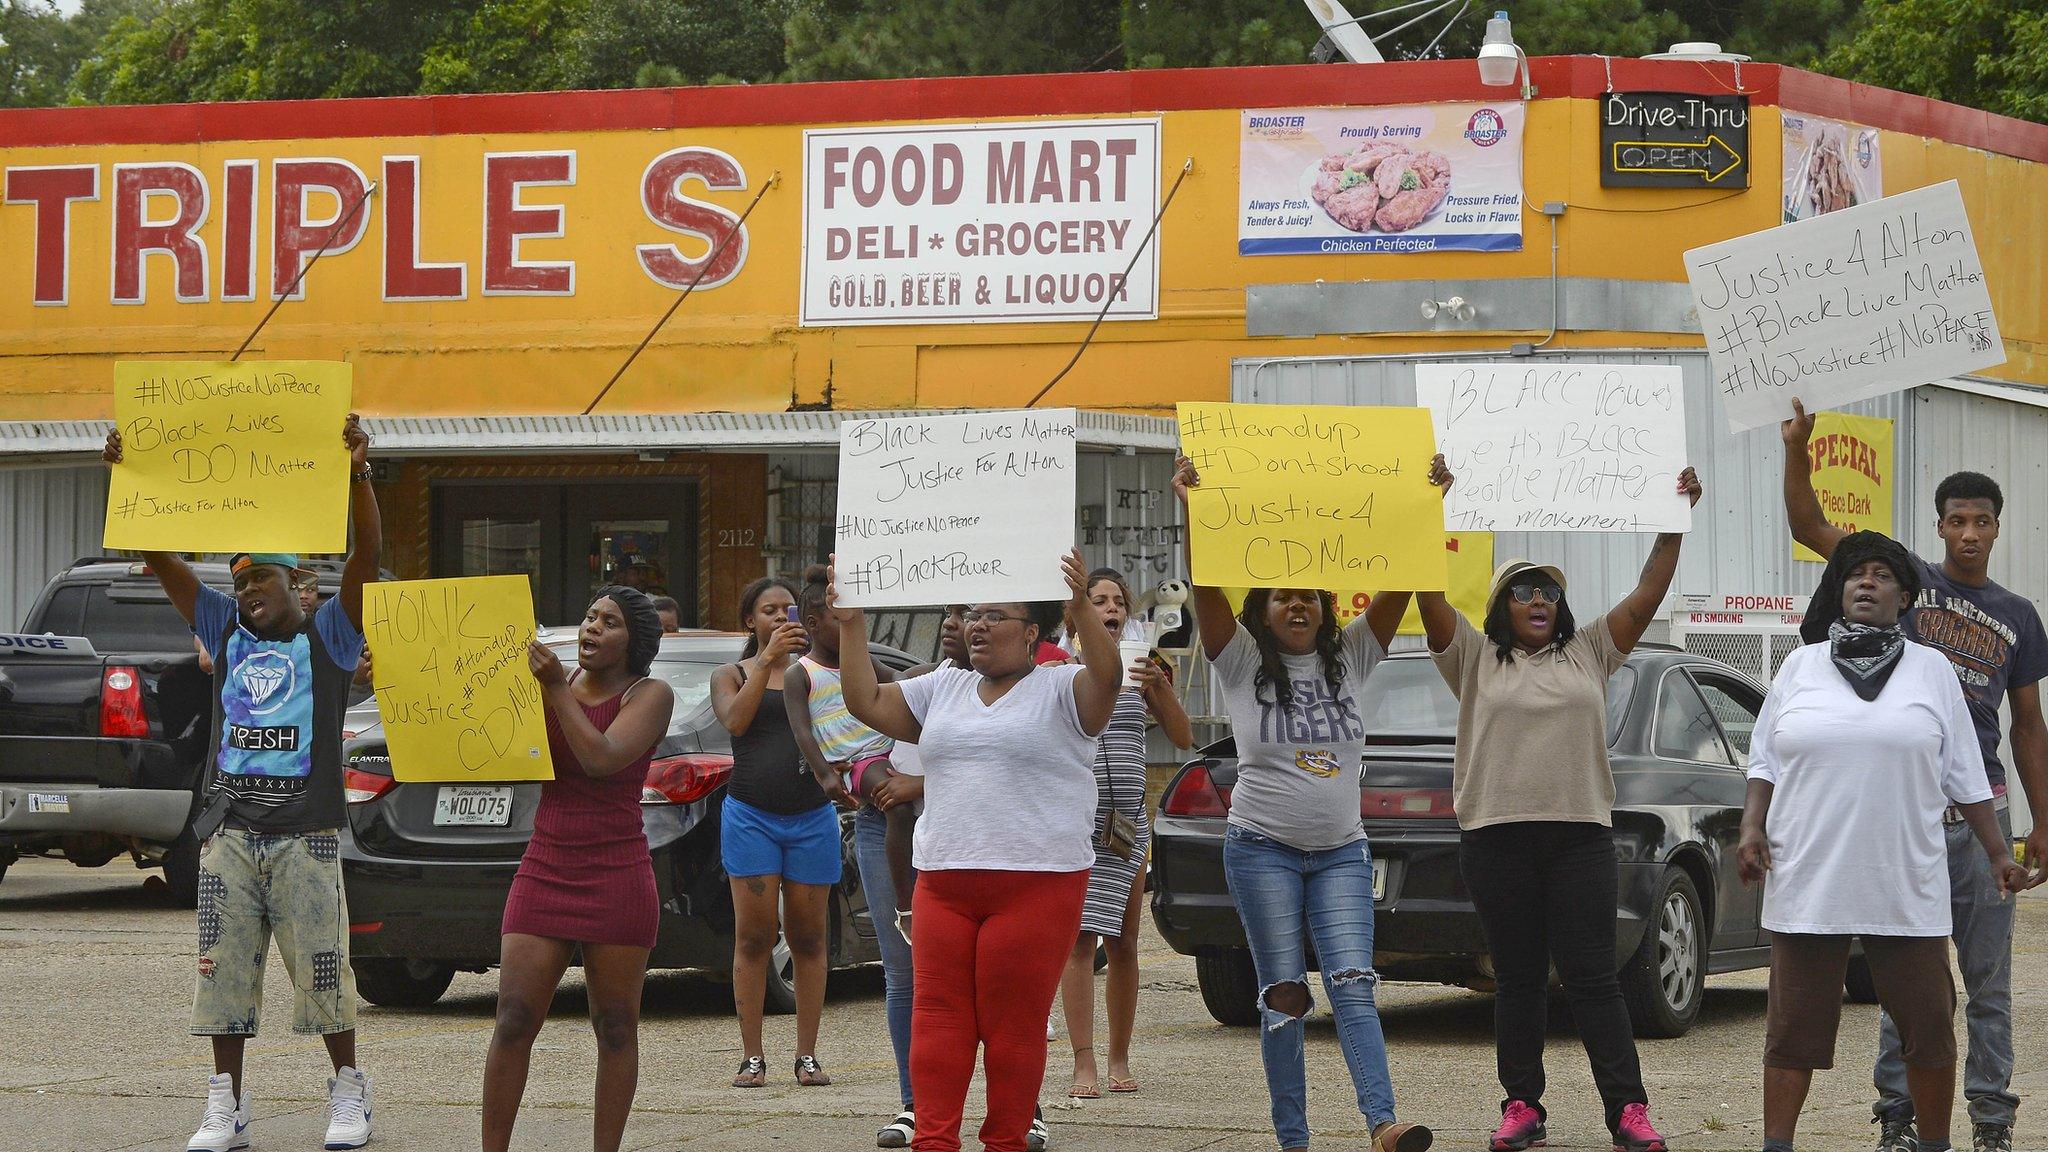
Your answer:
[910,868,1088,1152]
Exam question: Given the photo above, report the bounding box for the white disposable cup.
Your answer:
[1119,639,1151,688]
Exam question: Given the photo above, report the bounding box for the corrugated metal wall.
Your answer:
[1231,351,1929,624]
[1909,387,2048,598]
[2,465,107,629]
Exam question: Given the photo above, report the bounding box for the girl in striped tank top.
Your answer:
[785,564,925,1148]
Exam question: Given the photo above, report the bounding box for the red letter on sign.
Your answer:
[4,165,99,306]
[113,162,211,304]
[383,156,466,300]
[272,158,370,300]
[638,147,748,290]
[483,151,574,295]
[221,160,258,302]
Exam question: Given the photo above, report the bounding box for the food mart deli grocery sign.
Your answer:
[1,116,1159,328]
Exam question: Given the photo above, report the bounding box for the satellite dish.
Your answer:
[1301,0,1387,63]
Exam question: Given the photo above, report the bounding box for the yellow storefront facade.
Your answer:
[3,56,2044,631]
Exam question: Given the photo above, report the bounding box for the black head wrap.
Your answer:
[1799,531,1921,644]
[591,585,663,677]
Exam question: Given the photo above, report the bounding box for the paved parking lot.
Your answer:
[5,855,2048,1151]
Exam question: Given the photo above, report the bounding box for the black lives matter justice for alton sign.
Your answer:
[1600,91,1750,189]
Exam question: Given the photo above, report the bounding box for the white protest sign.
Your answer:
[834,409,1077,608]
[801,119,1160,326]
[1417,363,1693,533]
[1685,180,2002,433]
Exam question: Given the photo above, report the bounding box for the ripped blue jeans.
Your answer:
[1224,823,1396,1148]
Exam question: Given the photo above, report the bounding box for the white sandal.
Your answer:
[877,1111,915,1149]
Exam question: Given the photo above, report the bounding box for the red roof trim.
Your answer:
[3,57,2043,164]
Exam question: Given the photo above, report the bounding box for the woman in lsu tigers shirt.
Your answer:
[1173,455,1437,1152]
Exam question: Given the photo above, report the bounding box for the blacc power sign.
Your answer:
[801,120,1160,325]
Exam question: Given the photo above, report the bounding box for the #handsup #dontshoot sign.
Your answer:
[1685,180,2002,433]
[1416,363,1693,534]
[365,576,553,784]
[105,360,353,553]
[1177,402,1449,591]
[834,409,1078,609]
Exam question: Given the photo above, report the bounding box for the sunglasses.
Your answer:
[1508,583,1562,605]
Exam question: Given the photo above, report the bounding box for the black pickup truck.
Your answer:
[0,556,344,904]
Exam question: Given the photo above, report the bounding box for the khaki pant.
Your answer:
[192,827,357,1037]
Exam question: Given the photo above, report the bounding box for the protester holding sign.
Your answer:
[711,577,844,1089]
[1057,568,1193,1101]
[1780,399,2048,1152]
[829,549,1122,1152]
[482,587,674,1152]
[1738,531,2028,1152]
[1171,455,1436,1152]
[1416,467,1701,1152]
[102,416,381,1152]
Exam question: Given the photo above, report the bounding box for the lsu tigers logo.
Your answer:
[1295,749,1343,779]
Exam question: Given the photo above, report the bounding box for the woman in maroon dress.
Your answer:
[482,587,676,1152]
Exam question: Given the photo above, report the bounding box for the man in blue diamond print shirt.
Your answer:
[103,414,382,1152]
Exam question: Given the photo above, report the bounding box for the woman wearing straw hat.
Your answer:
[1415,466,1700,1152]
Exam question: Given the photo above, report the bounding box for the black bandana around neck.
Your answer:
[1827,619,1906,701]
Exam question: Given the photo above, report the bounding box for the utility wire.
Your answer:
[232,181,378,361]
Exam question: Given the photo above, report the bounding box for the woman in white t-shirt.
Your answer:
[1739,531,2031,1152]
[829,549,1122,1152]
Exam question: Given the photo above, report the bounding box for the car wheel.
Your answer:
[1844,953,1879,1004]
[1621,868,1705,1038]
[762,935,798,1016]
[161,830,200,909]
[1195,947,1261,1028]
[353,958,456,1008]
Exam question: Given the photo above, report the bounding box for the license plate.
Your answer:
[433,786,512,827]
[1371,865,1388,902]
[26,792,70,814]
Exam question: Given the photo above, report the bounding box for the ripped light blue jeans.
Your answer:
[1223,823,1396,1149]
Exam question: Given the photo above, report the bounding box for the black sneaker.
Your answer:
[1873,1111,1917,1152]
[1026,1107,1049,1152]
[1973,1122,2013,1152]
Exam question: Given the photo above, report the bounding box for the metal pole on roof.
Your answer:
[582,173,781,417]
[231,181,379,362]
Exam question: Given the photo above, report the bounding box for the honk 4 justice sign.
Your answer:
[1795,411,1895,563]
[104,360,352,553]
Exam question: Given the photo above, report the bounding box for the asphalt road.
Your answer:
[5,855,2047,1152]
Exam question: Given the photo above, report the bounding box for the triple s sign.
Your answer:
[1678,593,1805,627]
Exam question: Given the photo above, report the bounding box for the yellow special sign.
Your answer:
[1178,402,1449,591]
[104,360,352,553]
[1795,411,1894,563]
[364,575,554,783]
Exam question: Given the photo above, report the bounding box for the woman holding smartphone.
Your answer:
[710,577,849,1089]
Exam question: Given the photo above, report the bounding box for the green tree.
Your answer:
[566,0,797,88]
[1820,0,2048,122]
[419,0,587,94]
[0,0,154,107]
[783,0,1122,81]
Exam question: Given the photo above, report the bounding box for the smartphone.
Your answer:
[785,605,801,625]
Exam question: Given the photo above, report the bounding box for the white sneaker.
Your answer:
[323,1066,372,1150]
[187,1073,250,1152]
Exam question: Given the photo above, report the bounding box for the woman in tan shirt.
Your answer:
[1415,467,1699,1152]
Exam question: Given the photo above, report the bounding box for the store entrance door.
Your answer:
[434,480,700,628]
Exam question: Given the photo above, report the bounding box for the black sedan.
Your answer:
[1150,646,1773,1038]
[337,632,918,1008]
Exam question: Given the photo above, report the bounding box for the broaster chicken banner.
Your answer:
[800,118,1161,325]
[1238,104,1525,255]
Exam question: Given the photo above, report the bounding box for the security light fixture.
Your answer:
[1477,10,1533,98]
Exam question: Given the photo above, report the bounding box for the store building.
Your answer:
[3,55,2045,647]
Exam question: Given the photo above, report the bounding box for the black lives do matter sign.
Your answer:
[1600,92,1750,189]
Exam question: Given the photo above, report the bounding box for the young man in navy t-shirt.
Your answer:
[104,415,383,1152]
[1783,399,2048,1152]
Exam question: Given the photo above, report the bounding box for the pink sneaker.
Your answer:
[1612,1102,1666,1152]
[1490,1100,1547,1151]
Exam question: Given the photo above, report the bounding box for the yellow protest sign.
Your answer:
[1226,532,1493,638]
[363,575,554,783]
[105,360,353,553]
[1178,402,1449,591]
[1796,411,1895,563]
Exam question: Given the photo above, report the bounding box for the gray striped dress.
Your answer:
[1081,686,1151,937]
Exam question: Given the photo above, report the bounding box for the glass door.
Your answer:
[566,483,699,627]
[432,485,565,626]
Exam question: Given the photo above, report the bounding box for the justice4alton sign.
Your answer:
[800,119,1161,325]
[1239,104,1524,255]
